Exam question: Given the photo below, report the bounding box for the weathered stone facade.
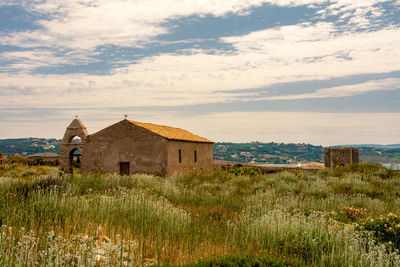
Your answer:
[324,147,359,168]
[60,118,214,176]
[59,119,88,174]
[0,153,7,164]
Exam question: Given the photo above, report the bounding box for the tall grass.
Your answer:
[0,225,135,266]
[0,163,400,265]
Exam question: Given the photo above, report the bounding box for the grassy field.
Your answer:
[1,164,400,266]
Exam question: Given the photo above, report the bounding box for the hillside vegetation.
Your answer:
[2,138,400,164]
[0,138,60,156]
[1,164,400,266]
[214,142,400,164]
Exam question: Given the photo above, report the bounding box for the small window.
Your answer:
[194,150,197,163]
[179,149,182,163]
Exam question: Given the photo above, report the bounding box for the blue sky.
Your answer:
[1,0,400,145]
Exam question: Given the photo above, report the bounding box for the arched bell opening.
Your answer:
[71,136,82,143]
[66,135,84,144]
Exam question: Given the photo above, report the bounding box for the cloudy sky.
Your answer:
[1,0,400,145]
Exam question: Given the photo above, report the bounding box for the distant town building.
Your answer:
[324,147,359,168]
[60,118,214,176]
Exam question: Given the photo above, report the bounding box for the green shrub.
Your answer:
[337,206,369,223]
[183,254,290,267]
[356,213,400,250]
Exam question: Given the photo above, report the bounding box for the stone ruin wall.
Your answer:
[324,147,359,168]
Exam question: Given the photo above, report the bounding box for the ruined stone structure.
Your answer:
[0,153,7,164]
[324,147,359,168]
[60,118,214,176]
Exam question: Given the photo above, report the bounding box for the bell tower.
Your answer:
[60,117,89,174]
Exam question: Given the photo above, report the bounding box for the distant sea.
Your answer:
[256,163,400,170]
[381,164,400,170]
[257,163,301,168]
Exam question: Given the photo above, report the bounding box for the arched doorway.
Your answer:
[69,148,82,172]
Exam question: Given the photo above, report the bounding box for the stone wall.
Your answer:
[167,140,214,176]
[83,120,169,176]
[324,147,359,168]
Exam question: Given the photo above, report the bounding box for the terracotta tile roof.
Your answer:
[128,120,213,143]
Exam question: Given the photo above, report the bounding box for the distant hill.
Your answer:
[214,142,324,164]
[215,143,400,164]
[336,144,400,149]
[1,138,400,164]
[0,138,60,156]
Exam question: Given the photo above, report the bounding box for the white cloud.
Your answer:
[0,0,395,79]
[0,1,21,7]
[218,22,400,82]
[1,0,280,50]
[314,0,389,29]
[0,50,94,71]
[264,78,400,100]
[0,0,399,110]
[0,0,332,72]
[2,0,391,51]
[1,21,400,108]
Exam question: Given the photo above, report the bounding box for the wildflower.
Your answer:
[370,218,374,222]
